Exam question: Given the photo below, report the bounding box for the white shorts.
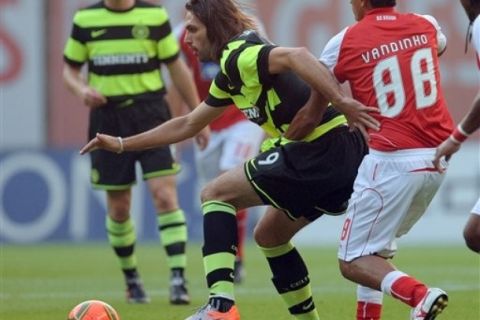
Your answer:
[338,148,446,262]
[195,120,264,187]
[472,197,480,215]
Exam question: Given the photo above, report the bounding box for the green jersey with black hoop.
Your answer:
[198,33,366,317]
[64,0,181,188]
[63,0,179,103]
[205,30,347,140]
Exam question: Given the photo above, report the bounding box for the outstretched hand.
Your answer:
[80,133,122,155]
[432,138,461,173]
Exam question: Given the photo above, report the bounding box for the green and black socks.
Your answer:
[260,242,320,320]
[106,216,138,277]
[202,201,238,301]
[157,209,188,273]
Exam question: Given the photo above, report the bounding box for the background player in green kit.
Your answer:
[78,0,380,319]
[63,0,208,305]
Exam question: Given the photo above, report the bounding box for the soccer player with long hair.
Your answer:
[79,1,379,319]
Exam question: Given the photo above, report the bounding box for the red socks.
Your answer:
[357,301,382,320]
[390,276,427,307]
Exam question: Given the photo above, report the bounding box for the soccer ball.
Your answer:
[67,300,120,320]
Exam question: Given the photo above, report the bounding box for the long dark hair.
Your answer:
[466,0,480,22]
[185,0,258,60]
[370,0,396,7]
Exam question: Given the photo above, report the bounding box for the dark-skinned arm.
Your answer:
[268,47,380,140]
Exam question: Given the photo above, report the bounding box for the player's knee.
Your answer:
[463,228,480,253]
[463,215,480,253]
[200,182,222,203]
[338,259,355,280]
[253,223,267,246]
[151,187,177,211]
[253,219,283,247]
[107,191,131,218]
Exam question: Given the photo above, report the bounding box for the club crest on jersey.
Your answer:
[132,24,149,39]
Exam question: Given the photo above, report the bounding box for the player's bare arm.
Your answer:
[268,47,380,138]
[267,46,344,103]
[80,102,224,154]
[166,58,211,149]
[284,90,329,140]
[433,91,480,171]
[460,91,480,135]
[62,64,107,108]
[167,58,200,110]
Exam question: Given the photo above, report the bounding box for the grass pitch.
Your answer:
[1,243,479,319]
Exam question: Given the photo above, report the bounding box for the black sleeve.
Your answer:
[257,45,277,88]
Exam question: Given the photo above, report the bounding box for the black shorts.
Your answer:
[245,126,368,221]
[88,98,179,190]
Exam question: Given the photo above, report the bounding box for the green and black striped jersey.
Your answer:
[63,0,179,102]
[206,30,346,140]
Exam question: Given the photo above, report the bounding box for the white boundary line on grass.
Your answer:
[2,283,479,300]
